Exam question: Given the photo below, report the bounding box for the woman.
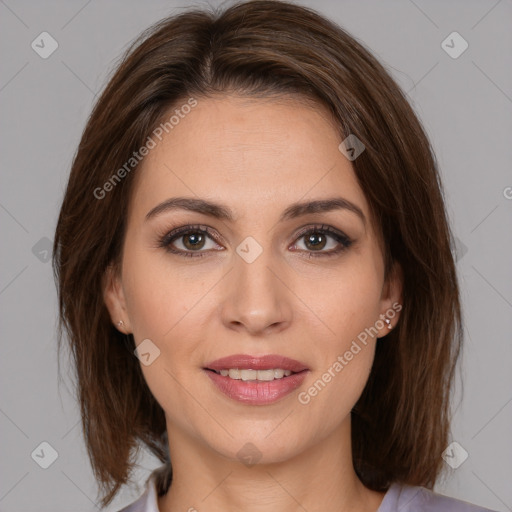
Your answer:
[52,1,497,511]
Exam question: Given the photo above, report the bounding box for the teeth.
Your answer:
[241,369,257,381]
[257,370,275,381]
[216,369,293,381]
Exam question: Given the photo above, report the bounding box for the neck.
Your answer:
[157,418,385,512]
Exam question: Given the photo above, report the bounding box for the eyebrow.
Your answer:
[145,196,366,225]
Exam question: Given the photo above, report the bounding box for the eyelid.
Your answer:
[292,224,350,243]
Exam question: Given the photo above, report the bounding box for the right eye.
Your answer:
[159,225,223,258]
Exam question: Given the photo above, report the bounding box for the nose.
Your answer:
[220,247,293,336]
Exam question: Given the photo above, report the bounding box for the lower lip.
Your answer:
[204,369,309,405]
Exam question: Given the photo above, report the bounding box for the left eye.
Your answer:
[292,229,342,252]
[289,226,353,257]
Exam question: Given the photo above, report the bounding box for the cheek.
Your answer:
[121,246,199,339]
[121,250,204,422]
[312,258,384,344]
[300,251,383,405]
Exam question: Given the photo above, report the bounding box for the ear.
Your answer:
[103,264,132,334]
[376,260,403,339]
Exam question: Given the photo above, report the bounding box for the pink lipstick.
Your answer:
[203,354,309,405]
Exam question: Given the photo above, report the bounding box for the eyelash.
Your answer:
[157,224,353,259]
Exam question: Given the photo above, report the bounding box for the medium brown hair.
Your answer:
[53,0,462,507]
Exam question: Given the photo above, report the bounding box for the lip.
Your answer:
[203,354,309,405]
[204,354,309,372]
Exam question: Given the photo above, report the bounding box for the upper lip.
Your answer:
[204,354,309,373]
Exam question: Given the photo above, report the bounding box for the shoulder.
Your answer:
[115,475,159,512]
[379,482,499,512]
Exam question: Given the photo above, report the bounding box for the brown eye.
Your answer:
[303,232,328,251]
[159,225,222,258]
[181,231,207,250]
[291,225,353,257]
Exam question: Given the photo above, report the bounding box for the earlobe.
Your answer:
[377,262,403,338]
[102,265,131,333]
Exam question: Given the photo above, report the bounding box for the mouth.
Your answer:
[203,354,310,404]
[205,367,305,381]
[204,353,309,376]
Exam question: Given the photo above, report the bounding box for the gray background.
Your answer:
[1,0,511,510]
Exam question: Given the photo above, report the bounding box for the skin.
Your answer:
[104,94,402,512]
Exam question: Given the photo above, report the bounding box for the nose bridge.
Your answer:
[221,236,292,334]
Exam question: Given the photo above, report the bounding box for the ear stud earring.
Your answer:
[117,320,124,328]
[384,317,392,329]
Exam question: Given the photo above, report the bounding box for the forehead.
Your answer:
[129,94,370,224]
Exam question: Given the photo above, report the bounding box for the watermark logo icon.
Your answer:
[441,32,468,59]
[338,134,365,161]
[31,32,58,59]
[134,339,161,366]
[31,441,59,469]
[236,236,263,264]
[32,237,52,263]
[453,237,468,262]
[236,442,262,467]
[442,441,468,469]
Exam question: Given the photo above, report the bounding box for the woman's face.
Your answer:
[105,94,401,465]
